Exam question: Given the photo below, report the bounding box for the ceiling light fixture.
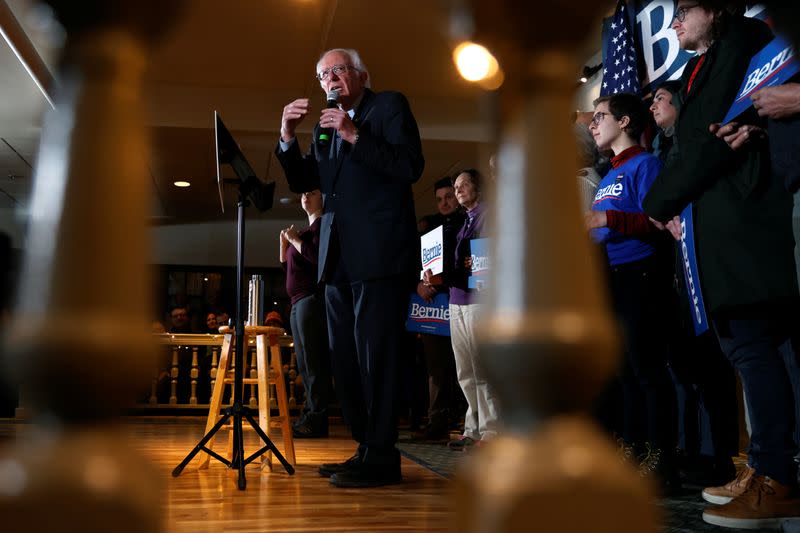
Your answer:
[580,64,603,83]
[173,181,191,188]
[453,41,504,90]
[453,42,498,82]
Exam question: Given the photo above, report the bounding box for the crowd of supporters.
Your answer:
[134,0,800,521]
[578,1,800,528]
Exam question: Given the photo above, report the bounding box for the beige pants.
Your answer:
[449,303,499,440]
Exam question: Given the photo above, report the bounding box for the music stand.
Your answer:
[172,112,293,489]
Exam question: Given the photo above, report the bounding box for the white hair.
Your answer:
[316,48,371,88]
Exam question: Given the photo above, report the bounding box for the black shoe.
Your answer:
[447,436,478,451]
[291,416,306,430]
[318,453,362,478]
[292,420,328,439]
[680,456,736,487]
[329,463,402,488]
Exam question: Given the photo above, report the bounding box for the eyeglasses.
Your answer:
[590,112,607,126]
[673,4,699,23]
[316,64,358,81]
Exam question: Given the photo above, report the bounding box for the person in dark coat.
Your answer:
[650,80,739,487]
[642,2,800,528]
[414,177,466,440]
[275,47,424,488]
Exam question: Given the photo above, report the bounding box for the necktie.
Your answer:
[335,131,343,159]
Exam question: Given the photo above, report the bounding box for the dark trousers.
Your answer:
[669,328,739,459]
[713,305,799,487]
[783,344,800,451]
[290,292,330,423]
[609,255,676,451]
[325,277,409,465]
[420,333,459,428]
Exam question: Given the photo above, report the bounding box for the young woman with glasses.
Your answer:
[587,92,679,494]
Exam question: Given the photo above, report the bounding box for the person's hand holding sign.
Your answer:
[709,122,766,151]
[751,83,800,119]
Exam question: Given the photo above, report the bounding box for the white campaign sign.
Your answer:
[420,225,444,277]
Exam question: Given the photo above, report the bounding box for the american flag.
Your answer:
[600,0,641,96]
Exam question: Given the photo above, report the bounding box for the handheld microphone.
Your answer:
[318,89,340,146]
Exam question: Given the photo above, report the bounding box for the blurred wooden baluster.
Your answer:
[448,2,659,531]
[0,2,184,532]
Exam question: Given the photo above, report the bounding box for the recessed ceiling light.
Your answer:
[173,181,191,188]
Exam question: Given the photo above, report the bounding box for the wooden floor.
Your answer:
[3,417,454,532]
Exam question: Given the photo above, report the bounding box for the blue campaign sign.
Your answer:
[467,238,489,290]
[679,204,709,336]
[722,36,799,124]
[406,292,451,336]
[634,2,767,93]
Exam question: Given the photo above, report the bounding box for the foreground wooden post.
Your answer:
[449,2,659,531]
[1,2,183,531]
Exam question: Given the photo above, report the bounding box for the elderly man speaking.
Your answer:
[276,48,424,487]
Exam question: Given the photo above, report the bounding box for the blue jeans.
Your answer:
[713,305,799,487]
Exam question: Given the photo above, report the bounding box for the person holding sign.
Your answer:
[711,81,800,193]
[413,177,466,441]
[650,81,740,488]
[424,169,498,451]
[642,3,800,528]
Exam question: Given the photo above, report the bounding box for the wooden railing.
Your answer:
[147,333,301,410]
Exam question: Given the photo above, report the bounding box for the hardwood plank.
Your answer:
[0,417,454,531]
[128,418,454,532]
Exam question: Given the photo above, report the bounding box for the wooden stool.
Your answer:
[198,325,295,470]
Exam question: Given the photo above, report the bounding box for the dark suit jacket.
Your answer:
[643,17,798,312]
[276,88,424,283]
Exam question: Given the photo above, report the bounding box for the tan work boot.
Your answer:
[702,464,755,505]
[703,475,800,529]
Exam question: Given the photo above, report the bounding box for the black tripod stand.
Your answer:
[172,113,294,489]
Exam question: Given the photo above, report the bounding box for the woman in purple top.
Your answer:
[280,189,330,438]
[425,169,499,450]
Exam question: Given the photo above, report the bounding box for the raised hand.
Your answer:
[281,98,310,142]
